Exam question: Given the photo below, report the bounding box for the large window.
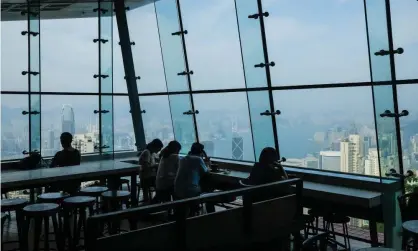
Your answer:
[1,20,28,91]
[113,96,135,151]
[265,0,370,86]
[193,92,255,161]
[273,87,376,175]
[181,0,246,90]
[41,13,98,93]
[1,95,29,160]
[41,95,98,156]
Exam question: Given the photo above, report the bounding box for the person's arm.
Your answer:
[75,150,81,165]
[273,163,288,180]
[139,150,151,172]
[50,152,60,168]
[199,158,208,175]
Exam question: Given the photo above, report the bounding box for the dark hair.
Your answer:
[60,132,73,147]
[147,138,163,151]
[258,147,279,166]
[189,142,205,156]
[161,141,181,158]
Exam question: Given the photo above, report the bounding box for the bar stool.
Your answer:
[1,198,29,249]
[119,178,131,192]
[101,191,130,234]
[21,203,64,251]
[62,196,95,250]
[402,220,418,251]
[79,186,108,213]
[38,192,70,204]
[324,213,351,250]
[2,213,7,251]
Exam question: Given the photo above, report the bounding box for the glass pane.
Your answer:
[112,16,126,93]
[100,3,113,94]
[1,19,28,91]
[390,0,418,80]
[193,92,255,161]
[139,95,175,146]
[273,87,377,175]
[41,7,98,92]
[235,0,267,88]
[29,10,40,93]
[265,0,370,86]
[1,95,29,160]
[30,95,41,152]
[113,96,135,151]
[365,0,392,82]
[396,84,418,179]
[181,0,245,90]
[101,95,113,153]
[126,2,167,93]
[168,94,195,153]
[41,95,98,157]
[247,91,275,161]
[155,0,189,92]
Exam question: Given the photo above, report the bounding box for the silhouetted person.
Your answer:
[155,141,182,203]
[49,132,81,194]
[174,142,208,199]
[247,147,288,185]
[139,138,163,202]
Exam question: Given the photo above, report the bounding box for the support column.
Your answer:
[114,0,146,150]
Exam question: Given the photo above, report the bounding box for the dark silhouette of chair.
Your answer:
[79,186,108,213]
[398,192,418,250]
[1,198,28,250]
[302,232,332,251]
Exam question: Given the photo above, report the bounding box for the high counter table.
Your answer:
[1,160,140,206]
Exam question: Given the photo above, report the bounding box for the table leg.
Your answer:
[30,188,35,203]
[369,215,378,247]
[130,174,137,207]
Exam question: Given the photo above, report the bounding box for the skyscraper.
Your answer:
[318,151,341,172]
[61,104,75,135]
[340,135,364,174]
[365,148,379,176]
[232,136,244,160]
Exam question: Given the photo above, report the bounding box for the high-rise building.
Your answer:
[319,151,341,172]
[363,136,372,157]
[61,104,75,135]
[304,156,318,169]
[340,135,364,174]
[48,130,55,150]
[365,148,379,177]
[232,136,243,160]
[411,134,418,153]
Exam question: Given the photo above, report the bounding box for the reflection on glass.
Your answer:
[193,92,255,161]
[139,95,174,146]
[155,0,189,92]
[1,19,28,91]
[40,95,98,157]
[168,94,195,153]
[127,3,167,93]
[101,95,113,153]
[390,0,418,80]
[235,0,267,88]
[273,87,376,175]
[396,84,418,179]
[30,95,41,152]
[265,0,370,85]
[181,0,245,90]
[247,91,274,160]
[41,7,98,92]
[1,95,29,160]
[113,96,135,151]
[365,0,392,81]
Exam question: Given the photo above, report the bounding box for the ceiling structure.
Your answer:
[1,0,153,21]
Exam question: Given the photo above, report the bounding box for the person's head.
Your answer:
[189,142,205,156]
[258,147,279,166]
[161,140,182,158]
[60,132,73,149]
[147,138,164,153]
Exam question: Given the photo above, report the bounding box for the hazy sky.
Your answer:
[1,0,417,153]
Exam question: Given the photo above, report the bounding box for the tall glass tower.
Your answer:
[61,104,75,135]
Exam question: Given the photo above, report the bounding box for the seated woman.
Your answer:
[49,132,81,194]
[155,141,182,203]
[138,138,164,202]
[247,147,288,185]
[174,143,208,199]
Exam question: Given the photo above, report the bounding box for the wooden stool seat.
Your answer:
[1,198,28,211]
[101,190,131,201]
[23,203,60,216]
[80,186,108,196]
[403,220,418,236]
[38,192,70,203]
[324,214,350,224]
[63,196,96,208]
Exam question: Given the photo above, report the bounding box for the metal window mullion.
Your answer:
[175,0,199,143]
[98,0,103,155]
[257,0,280,156]
[385,0,405,191]
[26,0,33,153]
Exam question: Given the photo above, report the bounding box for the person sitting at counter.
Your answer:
[139,138,164,202]
[49,132,81,194]
[155,140,182,203]
[247,147,288,185]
